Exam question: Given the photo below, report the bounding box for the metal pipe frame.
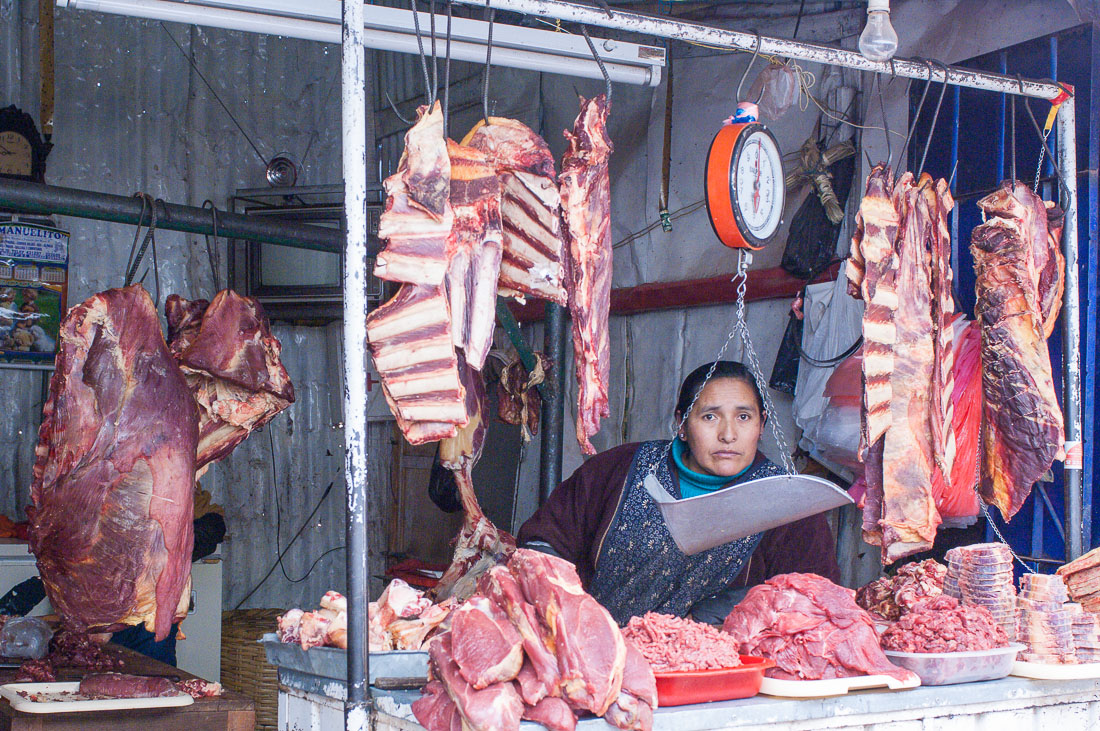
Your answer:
[341,0,371,727]
[0,178,355,253]
[539,302,567,504]
[449,0,1066,100]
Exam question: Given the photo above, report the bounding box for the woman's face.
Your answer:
[677,378,765,477]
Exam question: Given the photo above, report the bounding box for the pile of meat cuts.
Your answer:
[16,629,123,683]
[368,96,612,457]
[1056,544,1100,611]
[277,580,453,652]
[880,595,1008,653]
[413,549,657,731]
[27,285,292,641]
[856,559,947,621]
[622,612,742,672]
[1016,573,1076,663]
[1065,603,1100,664]
[721,573,915,682]
[943,544,1017,639]
[846,168,1063,563]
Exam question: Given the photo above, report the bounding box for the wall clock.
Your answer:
[0,106,51,183]
[705,120,784,250]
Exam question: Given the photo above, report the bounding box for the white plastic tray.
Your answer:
[643,473,853,555]
[758,673,920,698]
[0,682,194,713]
[1011,660,1100,680]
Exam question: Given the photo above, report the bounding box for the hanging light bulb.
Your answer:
[859,0,899,62]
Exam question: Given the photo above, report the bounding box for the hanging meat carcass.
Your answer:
[433,358,516,602]
[374,102,454,285]
[560,94,613,455]
[367,284,468,444]
[878,173,940,561]
[444,140,504,371]
[971,180,1065,520]
[465,118,569,305]
[165,290,294,470]
[29,286,198,641]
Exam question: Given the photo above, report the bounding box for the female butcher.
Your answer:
[517,360,839,625]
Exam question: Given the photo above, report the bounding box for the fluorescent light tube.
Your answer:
[58,0,664,86]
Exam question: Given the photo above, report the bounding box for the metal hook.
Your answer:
[900,59,934,173]
[580,25,612,104]
[735,31,762,102]
[593,0,614,19]
[410,0,435,107]
[482,0,494,123]
[443,0,453,136]
[385,91,414,126]
[917,59,950,177]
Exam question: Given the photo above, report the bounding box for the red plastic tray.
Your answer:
[654,655,775,707]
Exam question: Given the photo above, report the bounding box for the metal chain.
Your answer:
[651,249,796,476]
[1032,131,1049,192]
[733,250,797,475]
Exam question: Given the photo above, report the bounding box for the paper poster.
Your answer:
[0,222,68,366]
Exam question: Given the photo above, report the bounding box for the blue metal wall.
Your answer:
[909,24,1100,564]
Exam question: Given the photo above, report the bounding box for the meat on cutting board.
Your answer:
[374,102,454,285]
[451,595,524,689]
[971,181,1065,520]
[466,117,568,305]
[29,285,198,641]
[510,548,625,716]
[444,140,503,371]
[722,573,915,682]
[166,290,294,470]
[560,94,613,455]
[78,673,177,699]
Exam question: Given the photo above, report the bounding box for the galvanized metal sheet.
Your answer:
[261,634,428,684]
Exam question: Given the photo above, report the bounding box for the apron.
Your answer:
[588,440,783,625]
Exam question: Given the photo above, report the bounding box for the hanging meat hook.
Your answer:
[899,58,934,174]
[735,31,762,103]
[410,0,436,107]
[482,0,495,123]
[579,25,612,104]
[916,59,950,177]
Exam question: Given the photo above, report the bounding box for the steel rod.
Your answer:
[449,0,1065,100]
[539,302,567,504]
[1057,96,1083,561]
[342,0,371,726]
[0,177,358,254]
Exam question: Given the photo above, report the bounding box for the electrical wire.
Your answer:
[160,23,268,167]
[611,199,706,250]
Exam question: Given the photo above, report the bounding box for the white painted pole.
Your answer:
[1057,96,1083,560]
[448,0,1065,100]
[341,0,371,727]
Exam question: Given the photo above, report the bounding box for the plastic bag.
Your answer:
[748,62,799,120]
[768,313,803,395]
[0,617,52,659]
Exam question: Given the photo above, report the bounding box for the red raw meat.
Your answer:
[451,595,524,688]
[478,566,560,701]
[29,285,197,641]
[509,548,625,715]
[429,633,524,731]
[623,612,742,672]
[604,643,657,731]
[79,673,176,699]
[880,595,1008,653]
[560,94,613,455]
[412,680,463,731]
[165,290,294,470]
[722,573,914,682]
[522,696,577,731]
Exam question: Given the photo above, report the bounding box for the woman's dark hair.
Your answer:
[675,361,765,418]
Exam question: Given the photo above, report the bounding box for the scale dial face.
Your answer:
[732,130,783,242]
[706,122,786,250]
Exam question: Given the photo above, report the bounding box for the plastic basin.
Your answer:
[883,643,1025,686]
[653,655,775,706]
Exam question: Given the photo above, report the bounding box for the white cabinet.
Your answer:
[177,555,222,682]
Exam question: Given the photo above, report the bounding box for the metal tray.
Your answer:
[643,473,854,555]
[260,634,428,686]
